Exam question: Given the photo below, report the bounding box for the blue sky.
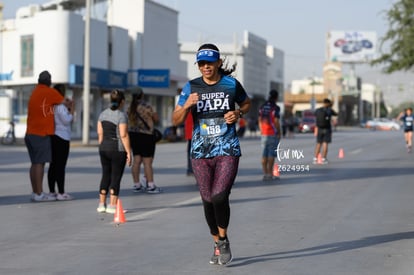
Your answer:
[3,0,412,106]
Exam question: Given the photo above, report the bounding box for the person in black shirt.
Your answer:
[313,98,337,164]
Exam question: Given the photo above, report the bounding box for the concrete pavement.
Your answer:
[1,128,414,274]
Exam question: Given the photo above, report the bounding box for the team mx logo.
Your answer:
[275,142,305,162]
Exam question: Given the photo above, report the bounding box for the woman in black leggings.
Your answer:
[96,90,131,214]
[48,84,74,200]
[172,43,251,265]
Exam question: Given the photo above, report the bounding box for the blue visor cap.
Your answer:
[196,49,220,62]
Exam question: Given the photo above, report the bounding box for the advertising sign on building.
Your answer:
[128,69,170,88]
[136,69,170,88]
[327,31,377,63]
[69,65,127,89]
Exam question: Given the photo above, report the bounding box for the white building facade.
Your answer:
[0,0,185,139]
[0,1,284,139]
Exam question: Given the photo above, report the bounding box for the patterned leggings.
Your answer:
[192,156,239,235]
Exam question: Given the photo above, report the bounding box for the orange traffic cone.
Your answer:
[114,199,126,224]
[273,163,280,177]
[338,148,344,159]
[317,153,323,164]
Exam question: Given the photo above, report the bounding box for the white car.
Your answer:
[366,118,401,131]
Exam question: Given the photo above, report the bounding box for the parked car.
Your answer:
[298,116,316,133]
[366,118,401,131]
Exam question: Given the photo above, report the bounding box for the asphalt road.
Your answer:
[1,127,414,275]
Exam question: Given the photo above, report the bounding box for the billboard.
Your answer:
[327,31,377,63]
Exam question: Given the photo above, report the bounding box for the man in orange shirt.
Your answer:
[258,89,281,181]
[25,71,64,202]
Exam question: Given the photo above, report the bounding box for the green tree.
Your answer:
[371,0,414,73]
[390,101,414,118]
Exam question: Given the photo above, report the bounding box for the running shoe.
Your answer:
[312,157,318,164]
[146,186,162,194]
[96,203,106,213]
[321,158,328,165]
[262,175,272,181]
[105,205,116,214]
[31,192,57,202]
[132,184,145,193]
[209,242,220,265]
[48,192,57,199]
[57,193,73,201]
[217,238,232,265]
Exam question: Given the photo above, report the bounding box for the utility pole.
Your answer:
[310,73,317,111]
[82,0,91,145]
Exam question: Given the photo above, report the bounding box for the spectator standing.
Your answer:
[313,98,338,164]
[96,90,131,214]
[25,71,64,202]
[47,84,74,201]
[172,43,251,265]
[258,89,281,181]
[128,88,162,194]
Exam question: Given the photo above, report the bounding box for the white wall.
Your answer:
[66,12,85,72]
[242,31,268,96]
[108,0,180,75]
[0,26,19,83]
[0,95,12,120]
[361,83,376,103]
[179,42,202,81]
[141,1,180,72]
[0,10,111,85]
[291,78,324,95]
[89,19,109,70]
[108,0,145,34]
[109,26,129,72]
[267,45,284,86]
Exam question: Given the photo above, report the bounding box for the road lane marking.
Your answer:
[125,196,201,221]
[350,148,362,155]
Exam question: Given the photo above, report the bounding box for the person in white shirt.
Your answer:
[47,84,74,201]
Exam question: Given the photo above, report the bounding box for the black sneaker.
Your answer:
[209,242,220,265]
[146,185,162,194]
[217,238,232,265]
[132,184,145,193]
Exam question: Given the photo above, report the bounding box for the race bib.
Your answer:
[406,117,413,126]
[199,118,228,137]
